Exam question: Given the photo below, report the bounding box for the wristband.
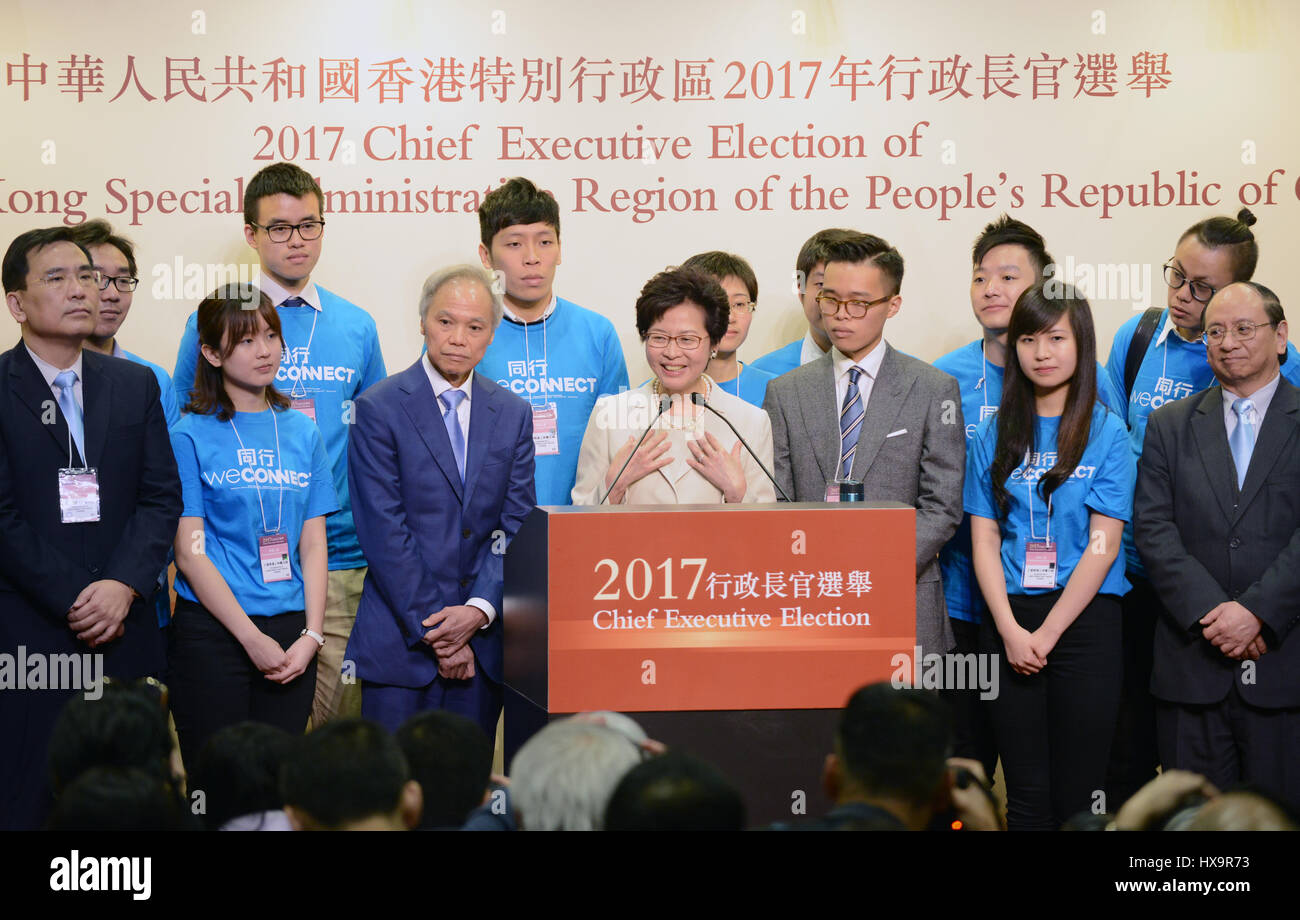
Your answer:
[300,628,325,648]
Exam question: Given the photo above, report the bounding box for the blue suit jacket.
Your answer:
[346,359,535,687]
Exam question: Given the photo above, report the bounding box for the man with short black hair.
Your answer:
[604,751,746,831]
[281,718,422,831]
[396,709,494,830]
[1,227,181,829]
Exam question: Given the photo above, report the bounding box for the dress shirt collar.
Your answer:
[25,341,83,387]
[1154,312,1202,349]
[832,338,887,383]
[801,329,829,365]
[503,294,557,324]
[1221,369,1281,419]
[259,274,321,311]
[422,353,474,403]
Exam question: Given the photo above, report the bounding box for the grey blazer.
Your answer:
[763,345,965,655]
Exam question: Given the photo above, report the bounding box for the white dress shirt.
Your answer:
[259,274,322,311]
[421,355,495,627]
[832,338,888,415]
[26,343,85,410]
[1221,370,1281,440]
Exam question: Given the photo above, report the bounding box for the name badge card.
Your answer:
[290,398,317,423]
[58,468,101,523]
[1022,541,1058,590]
[532,402,560,456]
[258,532,292,583]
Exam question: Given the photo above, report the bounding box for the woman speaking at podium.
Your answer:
[570,267,777,505]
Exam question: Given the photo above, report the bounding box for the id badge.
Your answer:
[1022,541,1058,589]
[258,532,292,583]
[291,398,317,423]
[824,480,841,502]
[58,468,101,523]
[532,402,560,456]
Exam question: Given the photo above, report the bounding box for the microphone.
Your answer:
[689,392,791,502]
[599,393,673,505]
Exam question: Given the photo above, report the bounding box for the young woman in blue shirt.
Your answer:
[965,281,1136,830]
[169,285,337,771]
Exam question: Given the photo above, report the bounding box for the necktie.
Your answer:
[282,296,307,308]
[1229,397,1256,489]
[440,389,467,483]
[839,367,864,479]
[54,369,85,464]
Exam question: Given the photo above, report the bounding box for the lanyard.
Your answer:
[521,309,550,408]
[978,343,990,412]
[1025,478,1052,545]
[228,408,284,534]
[284,301,319,399]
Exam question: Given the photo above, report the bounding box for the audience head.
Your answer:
[634,267,730,396]
[396,710,494,830]
[3,227,97,345]
[191,722,295,831]
[69,219,139,346]
[243,161,326,289]
[280,719,422,831]
[1203,281,1288,392]
[47,765,196,831]
[186,283,287,420]
[605,751,746,831]
[795,228,860,344]
[970,215,1053,336]
[825,683,952,830]
[48,679,179,799]
[680,250,759,360]
[477,177,561,314]
[1166,208,1258,334]
[510,716,646,830]
[817,232,904,362]
[1183,789,1299,831]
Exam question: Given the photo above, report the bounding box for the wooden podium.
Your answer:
[503,501,916,826]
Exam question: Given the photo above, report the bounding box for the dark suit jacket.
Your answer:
[1135,379,1300,708]
[346,360,535,689]
[0,342,180,676]
[763,345,965,655]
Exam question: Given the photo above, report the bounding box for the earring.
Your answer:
[710,350,717,358]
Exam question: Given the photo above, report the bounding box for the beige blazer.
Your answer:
[571,383,777,505]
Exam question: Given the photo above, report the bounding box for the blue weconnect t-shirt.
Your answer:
[172,286,386,570]
[171,407,338,615]
[750,339,802,378]
[964,403,1135,598]
[935,340,1126,620]
[478,297,628,506]
[119,347,181,428]
[1105,308,1300,575]
[713,362,775,409]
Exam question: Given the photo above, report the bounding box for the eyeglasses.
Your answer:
[1201,320,1275,346]
[729,301,756,315]
[645,332,705,351]
[815,291,892,318]
[97,274,140,293]
[1164,263,1216,303]
[250,219,326,243]
[34,269,101,290]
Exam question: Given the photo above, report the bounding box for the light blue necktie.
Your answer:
[54,369,85,464]
[440,389,467,483]
[839,367,864,479]
[1229,397,1256,489]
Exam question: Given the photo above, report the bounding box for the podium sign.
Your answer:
[527,503,915,712]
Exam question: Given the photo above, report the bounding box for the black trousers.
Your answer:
[941,616,998,780]
[169,598,316,774]
[1106,573,1160,809]
[981,591,1122,830]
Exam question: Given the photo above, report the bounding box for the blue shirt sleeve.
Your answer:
[305,426,341,519]
[1084,416,1137,523]
[963,422,998,520]
[357,320,388,395]
[170,428,204,519]
[172,311,200,408]
[1281,344,1300,387]
[598,321,630,396]
[1095,360,1125,416]
[159,373,181,428]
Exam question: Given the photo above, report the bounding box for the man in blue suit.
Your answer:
[347,265,535,737]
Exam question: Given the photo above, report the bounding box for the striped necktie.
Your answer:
[839,367,864,479]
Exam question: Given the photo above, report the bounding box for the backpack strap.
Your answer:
[1124,307,1165,403]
